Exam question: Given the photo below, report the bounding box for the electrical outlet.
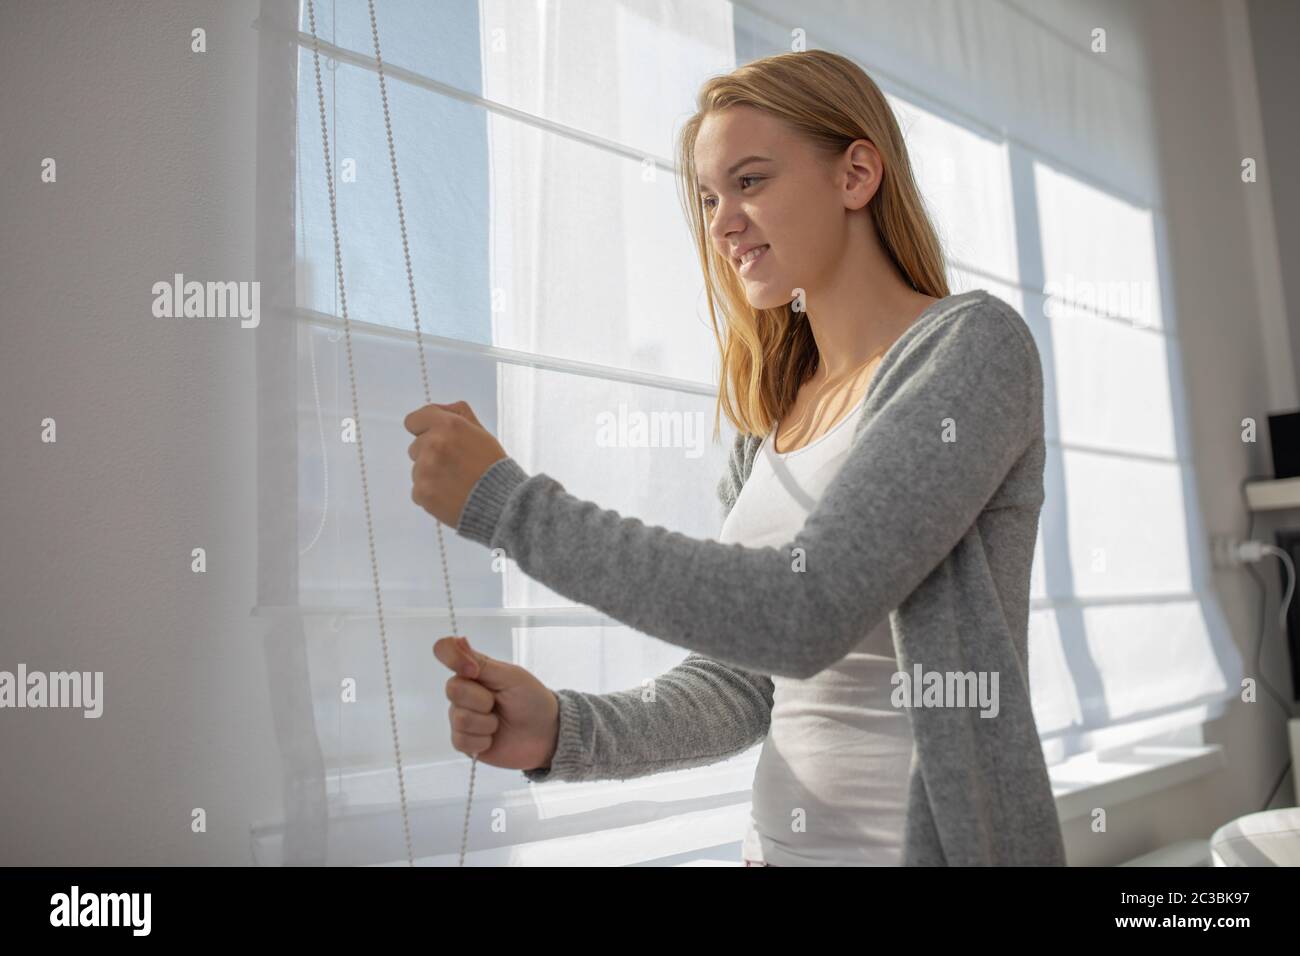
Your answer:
[1211,535,1240,569]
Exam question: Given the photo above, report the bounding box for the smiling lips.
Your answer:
[736,244,770,275]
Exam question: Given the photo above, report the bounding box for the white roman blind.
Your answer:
[252,0,1243,864]
[734,0,1242,764]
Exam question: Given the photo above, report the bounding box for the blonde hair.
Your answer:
[675,50,949,440]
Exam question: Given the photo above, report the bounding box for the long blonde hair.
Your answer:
[675,50,949,440]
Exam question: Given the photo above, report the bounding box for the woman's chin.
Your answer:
[744,284,792,311]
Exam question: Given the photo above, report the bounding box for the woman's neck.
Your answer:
[801,220,939,379]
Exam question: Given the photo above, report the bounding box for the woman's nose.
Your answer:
[709,203,743,245]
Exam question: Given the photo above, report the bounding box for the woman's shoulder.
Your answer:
[845,288,1044,457]
[871,288,1042,398]
[716,287,1041,511]
[905,289,1037,359]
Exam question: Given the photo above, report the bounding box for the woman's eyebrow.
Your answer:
[698,155,773,193]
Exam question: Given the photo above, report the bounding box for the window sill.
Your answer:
[254,742,1228,865]
[448,740,1228,866]
[1048,742,1227,823]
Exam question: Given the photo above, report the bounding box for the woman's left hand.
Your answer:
[405,401,509,528]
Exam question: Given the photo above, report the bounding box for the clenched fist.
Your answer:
[404,401,509,528]
[433,635,561,772]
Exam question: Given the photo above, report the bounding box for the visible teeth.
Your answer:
[740,245,768,264]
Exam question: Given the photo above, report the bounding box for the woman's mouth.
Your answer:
[737,244,770,276]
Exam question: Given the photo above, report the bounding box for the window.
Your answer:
[257,0,750,866]
[253,0,1242,865]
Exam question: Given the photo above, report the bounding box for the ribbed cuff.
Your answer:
[521,689,588,784]
[455,456,531,547]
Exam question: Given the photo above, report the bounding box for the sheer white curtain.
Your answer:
[255,0,748,866]
[253,0,1243,865]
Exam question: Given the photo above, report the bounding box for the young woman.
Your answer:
[407,50,1066,866]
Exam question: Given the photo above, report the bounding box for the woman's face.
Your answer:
[694,105,872,311]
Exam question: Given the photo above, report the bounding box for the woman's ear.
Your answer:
[841,139,882,210]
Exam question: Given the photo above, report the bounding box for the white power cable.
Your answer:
[1233,541,1296,633]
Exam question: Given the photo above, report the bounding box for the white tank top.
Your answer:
[719,392,914,865]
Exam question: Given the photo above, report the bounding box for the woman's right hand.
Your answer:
[433,635,560,772]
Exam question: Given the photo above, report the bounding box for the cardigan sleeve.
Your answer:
[457,298,1040,679]
[520,654,774,783]
[521,442,775,784]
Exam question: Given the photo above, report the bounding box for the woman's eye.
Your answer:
[702,176,761,212]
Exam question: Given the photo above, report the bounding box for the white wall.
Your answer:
[0,0,1293,865]
[0,0,280,864]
